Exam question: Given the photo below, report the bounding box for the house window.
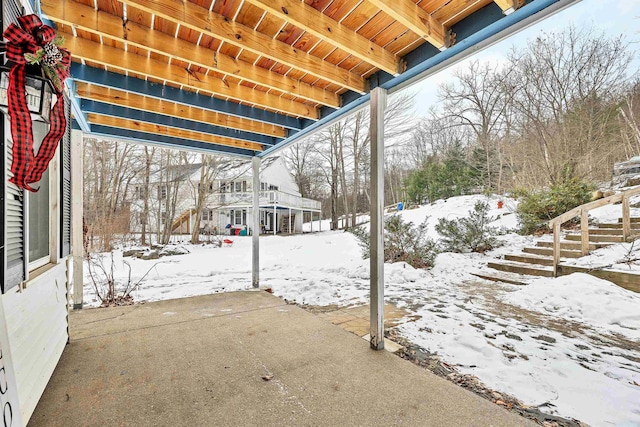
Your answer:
[268,184,279,191]
[157,185,167,200]
[202,209,214,221]
[234,181,242,193]
[134,186,144,199]
[231,209,246,226]
[198,182,215,192]
[28,166,50,268]
[260,182,267,191]
[28,121,51,269]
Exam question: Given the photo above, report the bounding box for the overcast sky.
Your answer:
[406,0,640,116]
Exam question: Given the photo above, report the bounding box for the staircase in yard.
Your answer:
[171,209,192,233]
[476,186,640,293]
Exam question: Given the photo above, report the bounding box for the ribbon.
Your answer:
[3,14,70,192]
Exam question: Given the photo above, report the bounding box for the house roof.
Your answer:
[190,156,280,181]
[40,0,579,158]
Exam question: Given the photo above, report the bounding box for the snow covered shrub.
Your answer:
[516,179,595,234]
[350,216,438,269]
[435,201,499,253]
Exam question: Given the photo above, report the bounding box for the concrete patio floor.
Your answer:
[30,291,533,426]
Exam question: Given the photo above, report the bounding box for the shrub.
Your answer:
[435,201,500,253]
[516,179,595,234]
[350,215,438,269]
[405,146,479,204]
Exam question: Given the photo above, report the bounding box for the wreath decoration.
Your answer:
[3,14,71,192]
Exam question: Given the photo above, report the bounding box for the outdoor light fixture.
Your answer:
[0,65,53,122]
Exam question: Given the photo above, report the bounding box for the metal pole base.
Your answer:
[370,336,384,351]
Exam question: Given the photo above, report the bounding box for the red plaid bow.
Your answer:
[4,14,70,192]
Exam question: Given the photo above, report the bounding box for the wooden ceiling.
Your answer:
[40,0,548,157]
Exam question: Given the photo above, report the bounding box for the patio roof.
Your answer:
[39,0,579,158]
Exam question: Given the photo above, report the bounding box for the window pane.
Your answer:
[29,174,49,261]
[28,122,50,265]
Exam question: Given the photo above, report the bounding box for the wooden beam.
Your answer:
[493,0,525,14]
[243,0,403,76]
[87,113,264,152]
[75,83,287,138]
[42,0,340,108]
[118,0,367,93]
[62,35,319,120]
[367,0,452,50]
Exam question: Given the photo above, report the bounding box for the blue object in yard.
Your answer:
[397,202,404,211]
[239,229,248,236]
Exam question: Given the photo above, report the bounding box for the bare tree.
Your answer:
[439,60,510,191]
[189,154,222,243]
[84,138,143,251]
[619,81,640,158]
[140,146,155,246]
[506,26,634,184]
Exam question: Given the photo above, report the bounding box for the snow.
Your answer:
[80,194,640,426]
[564,241,640,272]
[590,195,640,224]
[503,273,640,340]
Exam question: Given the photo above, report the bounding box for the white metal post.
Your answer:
[71,129,84,309]
[273,205,277,235]
[252,157,260,288]
[369,87,386,350]
[288,208,292,233]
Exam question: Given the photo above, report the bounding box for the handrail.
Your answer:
[547,185,640,276]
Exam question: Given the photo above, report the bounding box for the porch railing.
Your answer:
[216,190,321,210]
[548,185,640,276]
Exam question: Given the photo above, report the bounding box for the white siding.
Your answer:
[1,263,68,423]
[261,157,300,196]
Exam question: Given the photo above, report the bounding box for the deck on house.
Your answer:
[30,291,532,426]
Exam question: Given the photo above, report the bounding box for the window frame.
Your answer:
[158,184,167,200]
[26,120,60,273]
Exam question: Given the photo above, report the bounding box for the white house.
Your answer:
[130,156,322,236]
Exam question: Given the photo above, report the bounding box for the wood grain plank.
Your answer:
[75,83,287,138]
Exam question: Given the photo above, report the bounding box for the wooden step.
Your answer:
[487,261,554,277]
[535,241,610,250]
[557,265,640,293]
[587,228,624,235]
[487,261,640,292]
[471,272,529,286]
[504,254,554,266]
[523,247,583,258]
[597,223,640,229]
[565,234,625,243]
[618,217,640,223]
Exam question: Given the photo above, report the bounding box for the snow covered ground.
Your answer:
[80,194,640,426]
